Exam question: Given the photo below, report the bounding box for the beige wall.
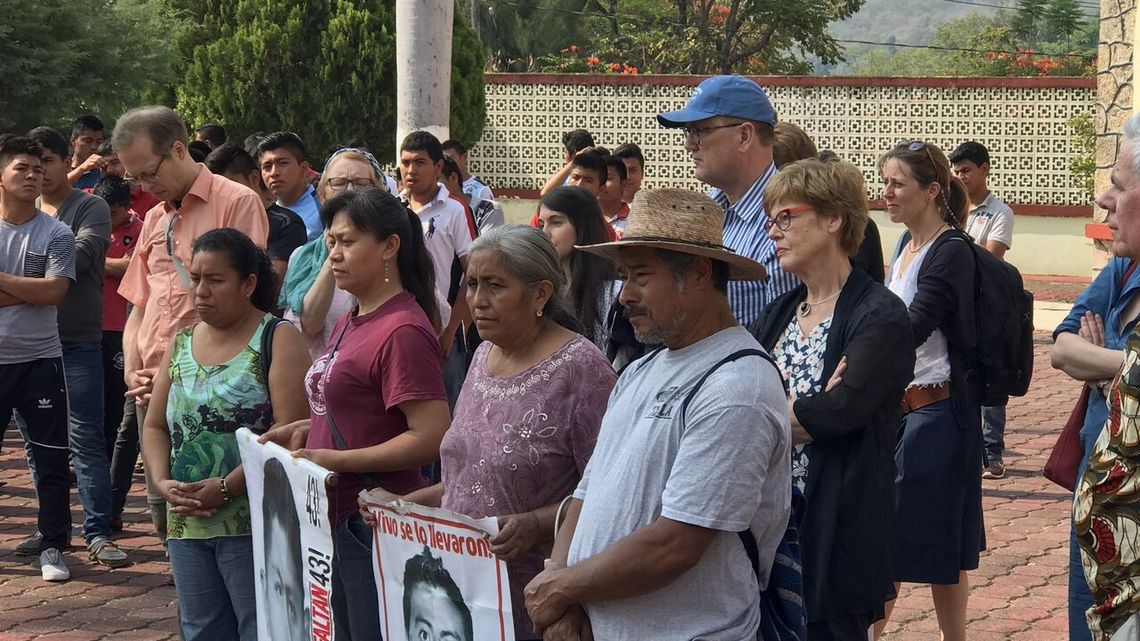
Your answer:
[500,197,1092,277]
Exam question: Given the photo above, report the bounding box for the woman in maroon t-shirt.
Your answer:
[263,188,451,641]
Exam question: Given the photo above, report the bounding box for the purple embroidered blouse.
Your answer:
[440,335,616,638]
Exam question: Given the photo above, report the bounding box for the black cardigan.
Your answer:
[750,266,915,622]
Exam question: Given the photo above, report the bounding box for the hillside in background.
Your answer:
[824,0,1097,74]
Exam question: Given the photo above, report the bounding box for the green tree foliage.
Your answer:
[177,0,485,164]
[480,0,590,71]
[1069,111,1095,202]
[534,0,865,74]
[851,6,1095,77]
[0,0,186,133]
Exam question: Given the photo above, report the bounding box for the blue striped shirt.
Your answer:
[710,163,800,327]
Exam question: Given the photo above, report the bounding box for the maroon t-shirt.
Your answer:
[304,290,446,523]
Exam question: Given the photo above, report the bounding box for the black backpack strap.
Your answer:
[322,321,380,489]
[259,317,290,429]
[679,348,786,424]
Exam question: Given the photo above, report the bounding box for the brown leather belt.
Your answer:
[901,382,951,414]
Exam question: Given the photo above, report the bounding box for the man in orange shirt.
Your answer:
[112,106,268,540]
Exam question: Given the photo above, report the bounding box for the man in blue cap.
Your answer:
[658,75,799,326]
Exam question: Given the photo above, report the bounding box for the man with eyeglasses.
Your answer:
[657,75,798,327]
[112,106,268,541]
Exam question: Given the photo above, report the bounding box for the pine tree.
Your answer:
[1043,0,1084,42]
[177,0,485,162]
[1010,0,1048,47]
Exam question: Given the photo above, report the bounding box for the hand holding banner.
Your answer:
[362,493,516,641]
[237,427,337,641]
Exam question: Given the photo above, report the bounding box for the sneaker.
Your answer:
[89,536,130,568]
[39,548,70,582]
[983,459,1006,479]
[16,531,44,556]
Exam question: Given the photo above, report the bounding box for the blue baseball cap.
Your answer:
[657,75,777,128]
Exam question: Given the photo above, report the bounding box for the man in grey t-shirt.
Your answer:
[0,136,78,581]
[524,189,791,641]
[26,127,128,567]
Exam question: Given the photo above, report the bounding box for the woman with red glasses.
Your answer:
[874,140,980,641]
[751,158,915,640]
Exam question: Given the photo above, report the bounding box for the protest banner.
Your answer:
[237,427,337,641]
[363,497,515,641]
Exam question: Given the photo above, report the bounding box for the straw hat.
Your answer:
[577,188,767,281]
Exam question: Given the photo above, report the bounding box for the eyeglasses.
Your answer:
[126,154,168,185]
[165,210,192,290]
[764,205,814,233]
[326,177,375,192]
[682,122,742,146]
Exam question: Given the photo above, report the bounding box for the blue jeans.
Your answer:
[332,515,382,641]
[1070,413,1101,641]
[19,343,113,543]
[981,403,1006,462]
[168,537,257,641]
[63,341,114,543]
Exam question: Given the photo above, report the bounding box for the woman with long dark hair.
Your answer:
[142,228,311,641]
[360,225,615,640]
[537,186,618,347]
[874,141,980,641]
[262,188,451,641]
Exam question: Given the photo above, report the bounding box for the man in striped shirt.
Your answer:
[658,75,799,326]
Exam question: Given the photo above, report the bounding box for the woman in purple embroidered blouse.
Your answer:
[362,226,616,640]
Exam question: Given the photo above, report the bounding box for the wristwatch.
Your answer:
[219,477,233,503]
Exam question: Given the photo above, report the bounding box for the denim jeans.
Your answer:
[102,331,126,462]
[110,396,139,521]
[168,537,257,641]
[332,515,382,641]
[1070,412,1101,641]
[981,403,1006,462]
[62,341,114,543]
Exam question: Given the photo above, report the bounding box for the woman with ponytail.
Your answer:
[359,225,616,640]
[873,141,980,641]
[141,228,311,641]
[262,187,451,641]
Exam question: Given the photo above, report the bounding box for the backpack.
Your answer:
[900,231,1035,406]
[668,347,807,641]
[259,317,290,426]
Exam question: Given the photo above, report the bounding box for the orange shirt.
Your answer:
[118,164,269,371]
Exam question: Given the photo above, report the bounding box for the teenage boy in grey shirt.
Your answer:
[0,135,78,581]
[26,127,127,567]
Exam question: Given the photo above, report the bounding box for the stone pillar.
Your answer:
[1096,0,1136,222]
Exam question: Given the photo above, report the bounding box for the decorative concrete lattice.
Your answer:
[473,76,1095,207]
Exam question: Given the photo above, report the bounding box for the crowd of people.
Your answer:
[5,71,1140,641]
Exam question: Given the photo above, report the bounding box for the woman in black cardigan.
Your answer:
[873,141,981,641]
[751,159,915,641]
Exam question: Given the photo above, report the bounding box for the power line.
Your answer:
[487,0,1095,60]
[931,0,1099,10]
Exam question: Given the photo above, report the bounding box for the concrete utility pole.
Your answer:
[395,0,454,159]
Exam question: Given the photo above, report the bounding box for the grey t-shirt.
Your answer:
[568,326,791,641]
[53,189,110,343]
[0,212,76,363]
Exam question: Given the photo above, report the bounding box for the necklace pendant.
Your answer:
[798,302,811,318]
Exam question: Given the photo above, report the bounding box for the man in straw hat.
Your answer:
[524,188,791,641]
[657,75,799,327]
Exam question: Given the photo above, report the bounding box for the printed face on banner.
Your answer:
[238,428,336,641]
[366,501,515,641]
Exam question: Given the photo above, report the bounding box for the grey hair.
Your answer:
[1124,113,1140,175]
[111,106,188,156]
[654,249,730,294]
[470,225,583,333]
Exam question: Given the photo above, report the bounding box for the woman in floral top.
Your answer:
[142,229,311,641]
[751,160,914,641]
[363,226,616,640]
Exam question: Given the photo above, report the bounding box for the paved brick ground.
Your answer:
[0,332,1080,640]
